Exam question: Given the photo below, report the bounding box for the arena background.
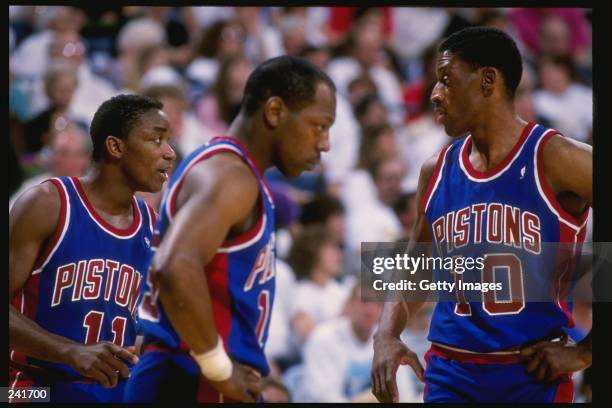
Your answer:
[8,6,595,402]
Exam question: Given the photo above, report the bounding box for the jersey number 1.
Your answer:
[83,311,127,346]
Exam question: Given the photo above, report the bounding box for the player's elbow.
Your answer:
[151,253,200,294]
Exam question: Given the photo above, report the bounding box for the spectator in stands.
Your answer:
[22,62,79,156]
[142,83,214,157]
[111,16,166,90]
[48,30,117,125]
[9,125,91,211]
[186,20,246,91]
[393,191,418,242]
[299,194,346,245]
[296,284,383,402]
[327,18,405,125]
[234,7,284,62]
[288,226,349,345]
[533,55,592,143]
[195,55,253,134]
[509,8,591,62]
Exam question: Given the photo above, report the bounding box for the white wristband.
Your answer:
[189,336,233,381]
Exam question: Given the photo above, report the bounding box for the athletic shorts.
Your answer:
[423,344,573,403]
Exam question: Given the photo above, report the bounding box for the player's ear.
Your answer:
[262,96,287,128]
[105,135,125,160]
[481,67,496,97]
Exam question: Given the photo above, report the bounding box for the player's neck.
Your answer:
[79,165,135,214]
[227,113,271,175]
[468,113,527,171]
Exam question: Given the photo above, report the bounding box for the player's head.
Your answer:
[241,55,337,178]
[431,26,523,137]
[90,94,176,192]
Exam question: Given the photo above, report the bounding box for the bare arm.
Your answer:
[152,154,260,353]
[519,135,593,380]
[151,154,261,400]
[544,134,592,207]
[9,182,136,388]
[371,151,439,403]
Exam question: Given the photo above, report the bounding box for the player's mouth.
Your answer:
[434,109,446,124]
[157,168,170,181]
[305,157,321,170]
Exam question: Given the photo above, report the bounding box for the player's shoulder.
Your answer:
[181,151,260,213]
[191,151,258,187]
[9,178,63,235]
[417,143,453,195]
[541,131,591,162]
[11,178,62,215]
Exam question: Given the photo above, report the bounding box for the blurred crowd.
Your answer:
[9,6,593,403]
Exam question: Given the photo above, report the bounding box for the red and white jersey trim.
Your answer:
[533,130,590,232]
[165,140,271,254]
[422,146,451,213]
[144,202,157,235]
[459,122,536,182]
[217,213,267,253]
[32,178,70,275]
[69,177,143,239]
[165,144,244,222]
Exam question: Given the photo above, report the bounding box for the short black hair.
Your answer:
[300,193,345,226]
[90,94,163,160]
[242,55,336,116]
[439,26,523,98]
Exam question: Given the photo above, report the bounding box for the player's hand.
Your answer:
[371,332,424,403]
[64,342,139,388]
[521,341,592,382]
[208,362,262,402]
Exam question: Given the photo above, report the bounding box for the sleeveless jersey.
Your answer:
[138,136,276,376]
[422,122,589,352]
[10,176,155,381]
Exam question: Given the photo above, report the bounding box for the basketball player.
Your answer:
[371,27,592,403]
[9,95,176,402]
[124,56,336,403]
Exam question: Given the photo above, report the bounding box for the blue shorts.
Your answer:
[423,345,573,403]
[124,344,253,403]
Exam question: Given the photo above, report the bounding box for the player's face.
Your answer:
[275,82,336,179]
[431,51,484,137]
[121,109,176,193]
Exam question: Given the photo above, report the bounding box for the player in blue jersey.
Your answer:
[9,95,176,402]
[124,55,336,403]
[371,27,592,403]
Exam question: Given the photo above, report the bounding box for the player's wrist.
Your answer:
[576,341,592,367]
[189,336,233,382]
[373,329,400,343]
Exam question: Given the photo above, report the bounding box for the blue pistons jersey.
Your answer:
[422,122,589,352]
[138,136,276,377]
[10,176,155,382]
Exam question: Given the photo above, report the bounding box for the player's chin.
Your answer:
[141,178,165,194]
[446,124,465,138]
[277,165,304,179]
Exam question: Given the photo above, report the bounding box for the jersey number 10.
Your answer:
[454,253,525,316]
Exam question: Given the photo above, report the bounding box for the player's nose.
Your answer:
[317,131,330,153]
[430,83,444,105]
[163,142,177,162]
